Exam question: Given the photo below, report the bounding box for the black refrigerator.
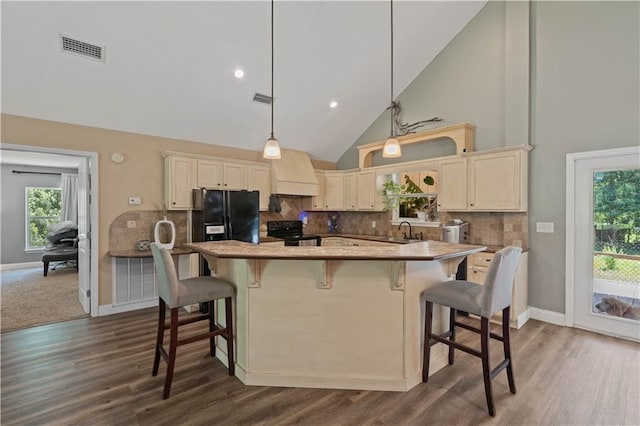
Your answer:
[192,188,260,277]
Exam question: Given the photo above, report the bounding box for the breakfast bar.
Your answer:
[185,239,485,392]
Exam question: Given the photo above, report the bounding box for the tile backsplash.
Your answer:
[109,197,527,251]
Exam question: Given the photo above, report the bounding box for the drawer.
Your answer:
[472,252,494,267]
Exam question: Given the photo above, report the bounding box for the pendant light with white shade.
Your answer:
[263,0,282,159]
[382,0,401,158]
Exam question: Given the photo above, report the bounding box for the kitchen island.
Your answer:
[185,239,485,392]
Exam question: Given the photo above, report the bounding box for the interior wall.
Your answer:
[338,0,639,314]
[1,115,335,306]
[529,1,639,312]
[0,164,77,264]
[336,1,511,169]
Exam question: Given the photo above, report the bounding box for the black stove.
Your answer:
[266,220,321,246]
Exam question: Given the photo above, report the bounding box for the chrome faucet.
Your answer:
[398,221,412,240]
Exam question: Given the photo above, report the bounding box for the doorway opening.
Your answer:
[566,146,640,342]
[0,144,99,325]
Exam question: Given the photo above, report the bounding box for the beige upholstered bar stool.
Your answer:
[150,243,235,399]
[422,246,522,416]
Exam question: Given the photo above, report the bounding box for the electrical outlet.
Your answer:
[536,222,554,233]
[128,197,141,205]
[127,220,136,228]
[371,221,376,229]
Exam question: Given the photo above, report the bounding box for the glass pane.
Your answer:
[26,187,61,249]
[592,169,640,321]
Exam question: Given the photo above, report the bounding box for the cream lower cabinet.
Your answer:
[165,155,196,210]
[467,250,528,329]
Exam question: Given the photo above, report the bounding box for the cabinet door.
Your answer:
[247,165,271,211]
[438,158,468,211]
[344,172,357,211]
[197,159,222,188]
[166,156,195,210]
[223,162,246,190]
[469,151,522,210]
[303,172,325,210]
[324,173,345,210]
[357,170,376,210]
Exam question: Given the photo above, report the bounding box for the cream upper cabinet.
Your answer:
[223,162,246,190]
[197,159,222,188]
[196,160,246,190]
[165,155,196,210]
[344,172,357,211]
[324,172,345,210]
[247,165,271,211]
[303,171,326,211]
[357,170,377,211]
[438,147,529,212]
[468,150,527,211]
[438,158,468,211]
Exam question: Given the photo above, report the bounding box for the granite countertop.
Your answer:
[185,240,486,261]
[108,247,194,258]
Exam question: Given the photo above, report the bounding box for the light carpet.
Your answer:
[1,265,88,332]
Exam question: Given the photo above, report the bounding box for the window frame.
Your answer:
[24,186,62,251]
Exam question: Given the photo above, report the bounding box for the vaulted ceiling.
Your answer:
[1,1,486,162]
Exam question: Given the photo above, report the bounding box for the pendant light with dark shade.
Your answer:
[383,0,401,158]
[263,0,282,159]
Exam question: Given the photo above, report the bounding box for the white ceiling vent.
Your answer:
[253,93,273,105]
[60,34,105,62]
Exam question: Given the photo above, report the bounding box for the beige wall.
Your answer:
[1,113,334,306]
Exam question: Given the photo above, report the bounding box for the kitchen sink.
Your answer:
[387,237,425,244]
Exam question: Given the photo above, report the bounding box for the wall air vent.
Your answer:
[60,34,105,62]
[253,93,273,105]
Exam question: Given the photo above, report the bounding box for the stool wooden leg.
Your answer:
[152,298,166,376]
[422,300,434,382]
[448,307,457,365]
[225,297,235,376]
[209,300,216,357]
[43,261,49,277]
[502,306,516,394]
[480,317,495,417]
[163,307,179,400]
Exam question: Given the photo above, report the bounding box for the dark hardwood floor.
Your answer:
[1,308,639,425]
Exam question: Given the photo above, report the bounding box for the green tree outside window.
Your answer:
[26,187,61,249]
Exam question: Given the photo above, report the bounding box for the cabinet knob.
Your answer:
[172,202,176,205]
[224,183,228,186]
[470,203,474,206]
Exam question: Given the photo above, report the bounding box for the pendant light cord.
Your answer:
[270,0,275,140]
[389,0,394,138]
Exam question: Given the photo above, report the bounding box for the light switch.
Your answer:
[536,222,554,233]
[127,220,136,228]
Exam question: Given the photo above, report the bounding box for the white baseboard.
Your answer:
[0,261,41,271]
[98,299,158,316]
[529,307,566,326]
[513,308,531,329]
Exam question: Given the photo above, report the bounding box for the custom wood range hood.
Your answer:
[268,149,320,196]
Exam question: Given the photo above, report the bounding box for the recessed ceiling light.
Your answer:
[329,101,338,108]
[234,69,245,79]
